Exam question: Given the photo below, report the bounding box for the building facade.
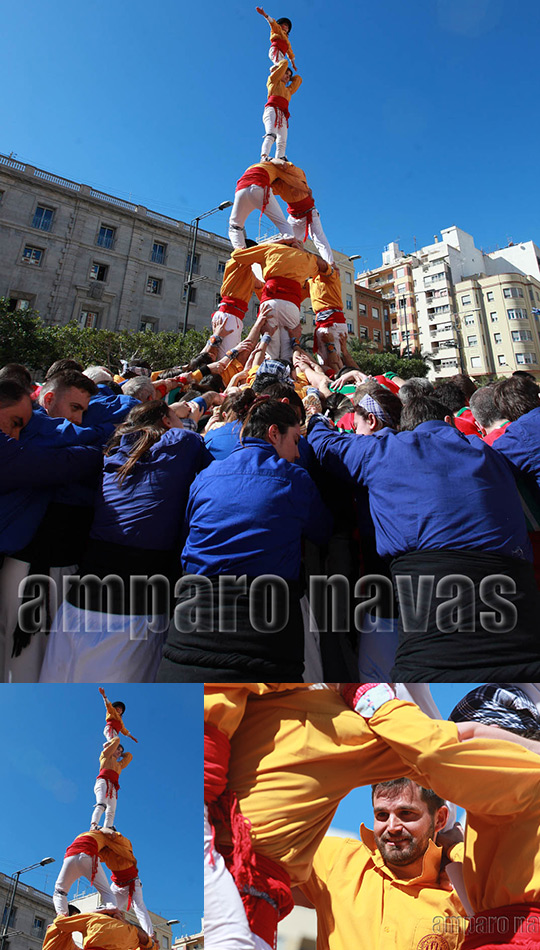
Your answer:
[0,154,233,335]
[0,871,55,950]
[353,284,387,350]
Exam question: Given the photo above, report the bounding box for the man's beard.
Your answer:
[375,820,435,868]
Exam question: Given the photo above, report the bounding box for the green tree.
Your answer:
[347,338,430,379]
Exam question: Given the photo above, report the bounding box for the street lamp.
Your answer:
[166,921,180,926]
[182,200,233,336]
[0,859,55,950]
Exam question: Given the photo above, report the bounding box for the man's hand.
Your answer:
[129,735,138,743]
[99,687,106,697]
[212,314,234,337]
[237,340,255,356]
[256,6,269,18]
[436,822,464,866]
[329,370,369,390]
[456,721,506,742]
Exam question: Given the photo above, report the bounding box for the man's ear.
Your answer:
[444,414,455,427]
[434,804,449,833]
[43,391,54,411]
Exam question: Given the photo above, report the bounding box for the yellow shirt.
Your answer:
[266,59,302,104]
[219,357,245,387]
[46,914,149,950]
[70,829,136,871]
[302,830,465,950]
[272,163,311,205]
[220,258,257,306]
[367,698,540,912]
[268,17,294,60]
[231,244,320,284]
[206,685,428,886]
[99,736,132,775]
[309,269,344,312]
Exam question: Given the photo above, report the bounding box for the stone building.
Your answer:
[0,871,55,950]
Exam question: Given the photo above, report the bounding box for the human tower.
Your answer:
[43,690,158,950]
[209,8,349,375]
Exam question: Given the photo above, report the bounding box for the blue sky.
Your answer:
[3,0,539,270]
[332,684,477,834]
[0,685,202,937]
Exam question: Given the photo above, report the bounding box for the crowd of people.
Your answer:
[2,8,540,683]
[204,681,540,950]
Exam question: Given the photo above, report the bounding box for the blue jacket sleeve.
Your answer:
[306,416,372,485]
[0,435,103,490]
[296,467,333,545]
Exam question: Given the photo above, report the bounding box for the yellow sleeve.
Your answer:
[192,369,203,383]
[289,74,302,95]
[231,245,266,268]
[53,915,93,934]
[204,684,287,739]
[300,836,350,904]
[267,58,289,93]
[119,751,133,771]
[368,699,540,816]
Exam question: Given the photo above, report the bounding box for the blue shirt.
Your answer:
[182,438,333,578]
[204,421,242,460]
[82,387,139,442]
[307,416,531,561]
[493,406,540,493]
[90,428,212,551]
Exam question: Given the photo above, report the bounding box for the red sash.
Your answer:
[266,95,290,128]
[106,718,123,734]
[463,903,540,950]
[111,865,139,909]
[236,167,271,193]
[287,195,315,240]
[261,276,302,308]
[271,37,288,56]
[315,309,346,328]
[204,722,231,804]
[97,768,120,797]
[64,835,100,883]
[210,790,293,947]
[219,296,248,321]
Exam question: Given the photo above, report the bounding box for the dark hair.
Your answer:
[512,370,537,381]
[277,16,292,31]
[186,354,213,372]
[199,372,225,393]
[105,400,172,484]
[450,374,477,401]
[219,389,257,422]
[354,380,402,429]
[112,701,126,715]
[255,380,305,423]
[469,385,501,428]
[0,379,30,407]
[371,778,446,817]
[0,363,33,391]
[492,375,540,421]
[41,370,98,398]
[45,358,84,379]
[241,397,299,442]
[399,395,448,431]
[433,381,466,415]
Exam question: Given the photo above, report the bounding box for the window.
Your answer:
[140,318,158,332]
[384,308,389,319]
[79,309,99,328]
[395,267,405,278]
[399,297,407,309]
[461,294,471,305]
[90,262,109,282]
[507,309,528,320]
[504,287,524,298]
[0,189,4,205]
[470,356,481,368]
[347,321,353,333]
[2,906,17,928]
[498,354,507,365]
[215,292,221,309]
[345,272,351,283]
[182,286,197,304]
[151,242,167,265]
[21,245,43,265]
[346,294,353,311]
[516,352,538,364]
[9,297,31,311]
[397,283,406,293]
[464,315,475,325]
[97,225,115,249]
[391,331,399,345]
[371,306,379,320]
[359,325,369,339]
[358,303,367,315]
[373,329,381,342]
[217,260,227,277]
[32,205,54,231]
[530,288,536,301]
[33,918,45,936]
[146,276,162,295]
[186,251,199,274]
[467,335,478,346]
[486,291,494,302]
[494,333,502,344]
[490,312,498,322]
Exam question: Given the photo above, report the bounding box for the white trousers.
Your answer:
[92,777,118,828]
[268,46,286,66]
[204,806,256,950]
[39,600,169,683]
[288,210,334,264]
[229,186,292,247]
[111,879,153,935]
[0,558,76,682]
[211,311,243,358]
[259,299,301,359]
[314,324,349,364]
[53,853,115,915]
[262,105,288,159]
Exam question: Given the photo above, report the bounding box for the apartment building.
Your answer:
[356,242,418,353]
[353,284,387,350]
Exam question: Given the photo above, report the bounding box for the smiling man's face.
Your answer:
[373,781,438,871]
